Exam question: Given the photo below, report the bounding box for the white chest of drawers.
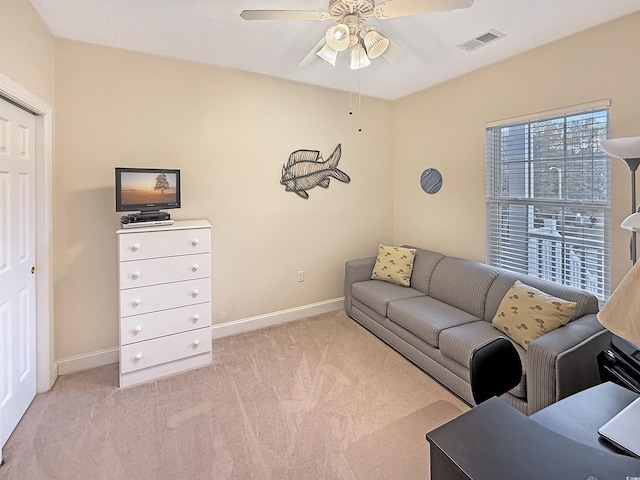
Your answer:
[117,219,212,388]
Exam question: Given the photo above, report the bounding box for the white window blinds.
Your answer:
[486,104,610,300]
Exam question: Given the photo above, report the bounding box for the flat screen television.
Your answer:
[115,167,181,213]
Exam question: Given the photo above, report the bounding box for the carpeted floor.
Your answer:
[1,310,468,480]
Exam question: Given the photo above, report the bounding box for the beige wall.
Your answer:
[392,12,640,292]
[4,0,640,363]
[0,0,55,104]
[53,40,394,359]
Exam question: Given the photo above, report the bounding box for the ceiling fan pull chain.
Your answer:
[348,63,353,116]
[358,68,362,132]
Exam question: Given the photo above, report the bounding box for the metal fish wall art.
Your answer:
[280,144,351,199]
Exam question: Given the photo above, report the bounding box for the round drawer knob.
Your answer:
[133,326,142,333]
[131,271,141,280]
[191,264,199,272]
[191,314,200,323]
[191,239,199,247]
[132,299,142,307]
[193,340,200,348]
[134,353,143,360]
[191,289,200,298]
[131,243,141,252]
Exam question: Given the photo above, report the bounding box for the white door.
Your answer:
[0,97,37,451]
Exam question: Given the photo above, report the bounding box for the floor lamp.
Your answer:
[596,136,640,455]
[598,136,640,392]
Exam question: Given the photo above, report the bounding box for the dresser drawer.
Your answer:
[120,303,211,345]
[119,227,211,261]
[120,327,211,374]
[120,278,211,317]
[119,253,211,289]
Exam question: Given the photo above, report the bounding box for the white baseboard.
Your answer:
[56,347,120,376]
[211,297,344,339]
[54,298,344,375]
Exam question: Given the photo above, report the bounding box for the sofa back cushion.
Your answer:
[485,271,599,322]
[403,246,446,295]
[429,257,501,318]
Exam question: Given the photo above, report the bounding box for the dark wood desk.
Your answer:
[532,381,638,454]
[426,382,640,480]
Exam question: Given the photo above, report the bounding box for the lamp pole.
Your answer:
[624,158,640,264]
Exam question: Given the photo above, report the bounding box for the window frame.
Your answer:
[485,102,611,301]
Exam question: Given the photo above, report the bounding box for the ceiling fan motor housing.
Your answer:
[329,0,375,21]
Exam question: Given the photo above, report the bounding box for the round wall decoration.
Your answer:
[420,168,443,194]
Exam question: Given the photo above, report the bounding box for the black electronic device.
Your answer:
[598,335,640,394]
[121,211,171,224]
[115,167,181,214]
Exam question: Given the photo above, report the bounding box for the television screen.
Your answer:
[115,167,181,212]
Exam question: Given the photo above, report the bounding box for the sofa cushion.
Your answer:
[402,246,446,295]
[439,320,527,399]
[387,296,480,348]
[371,244,417,287]
[485,271,598,322]
[429,257,500,319]
[492,281,576,350]
[352,280,424,318]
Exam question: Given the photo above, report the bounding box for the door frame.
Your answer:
[0,74,55,394]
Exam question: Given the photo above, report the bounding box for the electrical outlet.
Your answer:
[297,270,304,282]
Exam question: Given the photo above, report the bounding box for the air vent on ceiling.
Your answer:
[457,29,505,52]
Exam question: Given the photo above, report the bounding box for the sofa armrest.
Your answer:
[526,314,611,414]
[344,257,376,315]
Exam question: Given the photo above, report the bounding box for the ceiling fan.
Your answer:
[240,0,474,69]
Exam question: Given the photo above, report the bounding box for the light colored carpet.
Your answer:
[1,310,468,480]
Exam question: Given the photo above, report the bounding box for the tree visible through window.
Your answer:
[486,105,610,300]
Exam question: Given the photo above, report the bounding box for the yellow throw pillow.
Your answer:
[371,245,417,287]
[492,281,577,350]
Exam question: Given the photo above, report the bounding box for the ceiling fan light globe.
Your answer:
[364,30,390,59]
[350,44,371,70]
[326,24,350,51]
[334,27,346,40]
[317,43,338,65]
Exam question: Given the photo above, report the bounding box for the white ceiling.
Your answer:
[29,0,640,100]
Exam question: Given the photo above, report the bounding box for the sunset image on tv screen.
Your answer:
[121,172,177,205]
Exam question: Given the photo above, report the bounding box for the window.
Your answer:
[486,103,610,301]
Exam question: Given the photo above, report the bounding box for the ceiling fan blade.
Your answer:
[299,38,327,67]
[374,0,474,19]
[240,10,329,21]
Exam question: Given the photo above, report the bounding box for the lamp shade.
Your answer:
[621,212,640,231]
[316,43,338,65]
[350,43,371,70]
[598,259,640,345]
[599,136,640,160]
[363,30,390,59]
[326,24,350,51]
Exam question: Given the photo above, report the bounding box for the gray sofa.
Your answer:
[344,246,611,415]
